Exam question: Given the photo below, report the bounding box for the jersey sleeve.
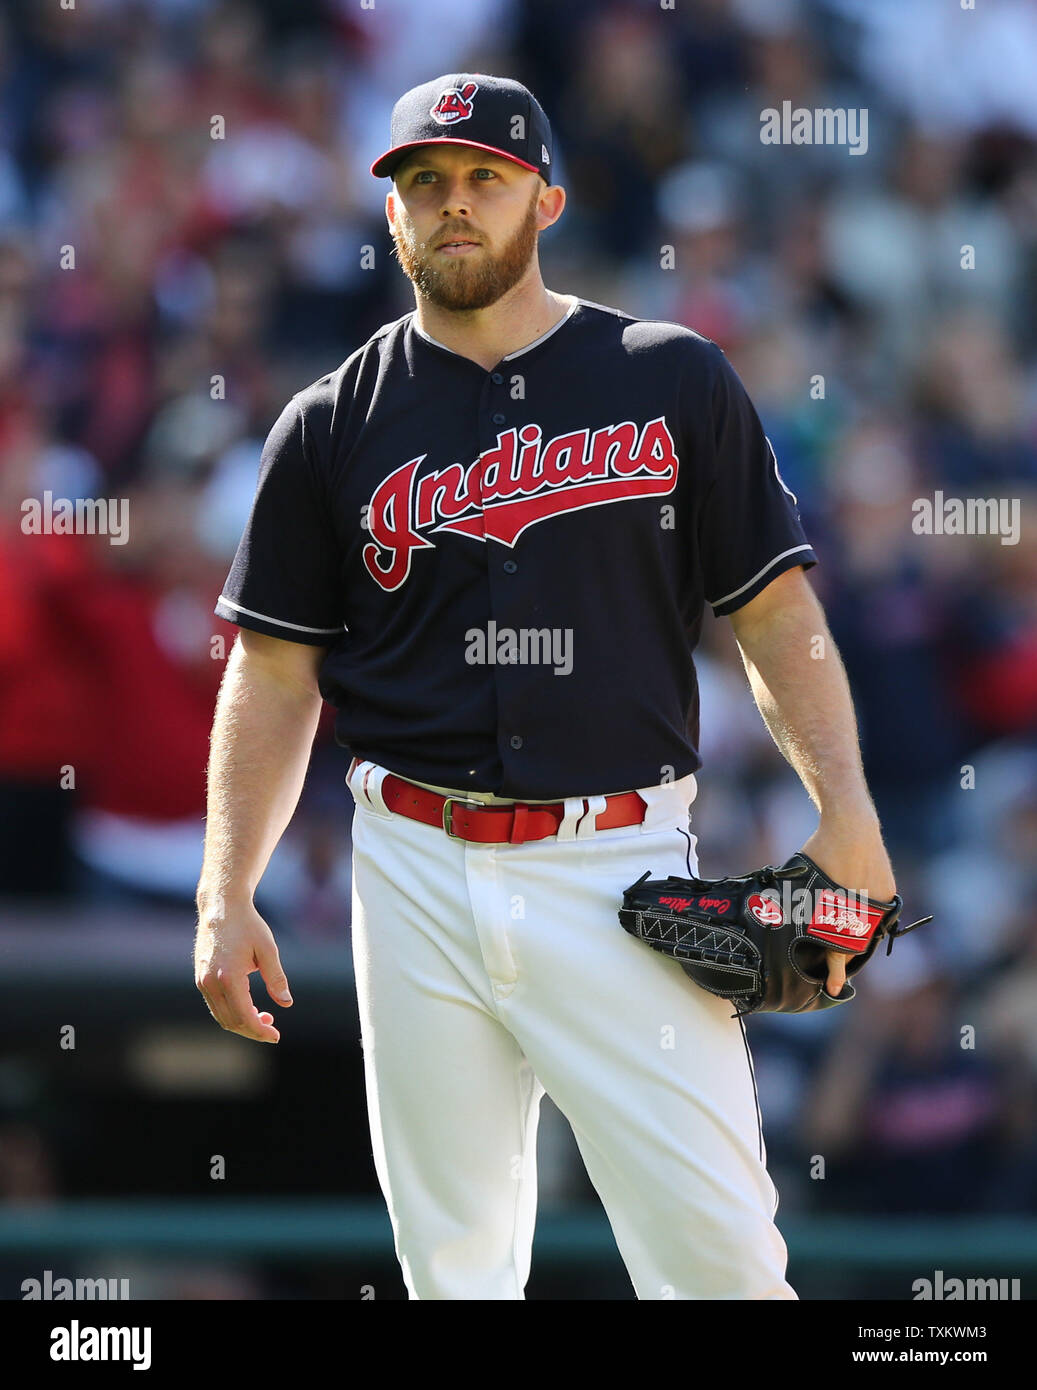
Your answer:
[696,346,817,616]
[214,397,345,646]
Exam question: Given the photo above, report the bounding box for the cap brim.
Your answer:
[371,138,540,179]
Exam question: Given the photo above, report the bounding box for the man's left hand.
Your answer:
[798,817,896,999]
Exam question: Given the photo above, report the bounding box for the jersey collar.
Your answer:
[410,295,581,367]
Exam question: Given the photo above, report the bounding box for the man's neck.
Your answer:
[414,278,575,372]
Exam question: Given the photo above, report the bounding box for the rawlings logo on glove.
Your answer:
[618,851,934,1016]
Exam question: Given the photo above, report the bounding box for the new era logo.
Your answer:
[541,144,550,164]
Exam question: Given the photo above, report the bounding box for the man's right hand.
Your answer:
[195,898,293,1044]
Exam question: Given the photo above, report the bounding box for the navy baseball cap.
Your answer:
[370,73,554,183]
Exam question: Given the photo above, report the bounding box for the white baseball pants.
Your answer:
[346,757,796,1301]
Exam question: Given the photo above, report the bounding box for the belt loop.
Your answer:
[346,759,393,817]
[363,763,393,816]
[556,796,586,842]
[576,795,607,839]
[638,771,699,832]
[508,804,529,844]
[346,758,373,805]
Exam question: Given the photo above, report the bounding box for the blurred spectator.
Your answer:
[804,971,1012,1214]
[821,0,1037,139]
[975,901,1037,1212]
[821,136,1024,381]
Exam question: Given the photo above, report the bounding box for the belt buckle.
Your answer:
[442,796,482,841]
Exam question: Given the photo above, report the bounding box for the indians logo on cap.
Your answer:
[431,82,478,125]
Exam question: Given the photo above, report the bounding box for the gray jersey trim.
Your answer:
[216,594,344,635]
[707,544,814,611]
[412,296,579,360]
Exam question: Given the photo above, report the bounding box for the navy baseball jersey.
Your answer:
[214,297,817,799]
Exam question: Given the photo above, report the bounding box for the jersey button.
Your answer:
[491,372,504,385]
[492,412,506,424]
[503,560,517,574]
[509,735,523,750]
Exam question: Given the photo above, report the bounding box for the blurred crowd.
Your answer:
[1,0,1036,1236]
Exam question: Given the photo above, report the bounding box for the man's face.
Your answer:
[387,147,547,311]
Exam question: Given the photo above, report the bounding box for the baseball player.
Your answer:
[195,73,898,1300]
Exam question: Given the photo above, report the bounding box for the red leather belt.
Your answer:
[350,760,647,844]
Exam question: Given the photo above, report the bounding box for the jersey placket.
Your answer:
[478,362,530,786]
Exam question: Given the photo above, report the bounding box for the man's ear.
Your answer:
[385,189,395,228]
[536,183,566,233]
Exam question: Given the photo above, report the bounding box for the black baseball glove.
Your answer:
[617,851,933,1016]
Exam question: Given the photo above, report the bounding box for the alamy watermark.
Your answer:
[50,1321,150,1371]
[912,492,1020,545]
[21,491,129,546]
[760,101,868,156]
[465,622,573,676]
[23,1270,130,1300]
[912,1270,1021,1300]
[670,880,881,940]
